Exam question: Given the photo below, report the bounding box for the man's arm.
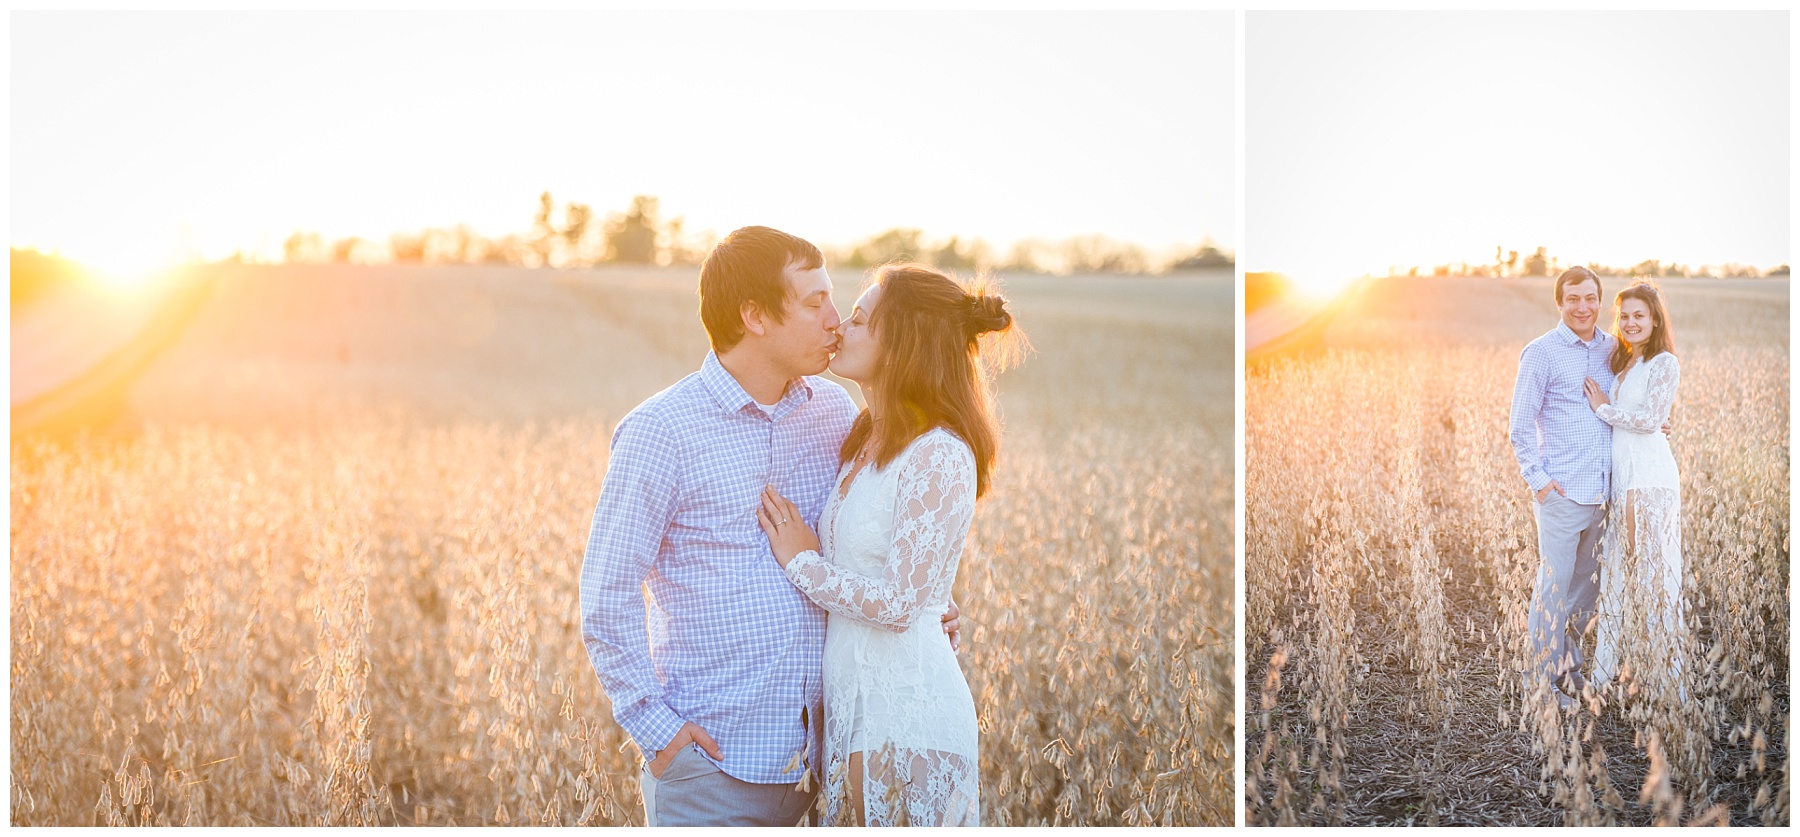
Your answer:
[1507,343,1553,494]
[579,409,687,757]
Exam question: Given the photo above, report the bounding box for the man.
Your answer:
[1509,265,1617,709]
[579,226,959,826]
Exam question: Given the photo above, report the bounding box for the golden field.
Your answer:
[1246,275,1789,826]
[10,264,1233,825]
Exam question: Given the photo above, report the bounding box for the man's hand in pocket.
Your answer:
[648,722,722,779]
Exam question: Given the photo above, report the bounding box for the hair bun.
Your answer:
[964,294,1012,337]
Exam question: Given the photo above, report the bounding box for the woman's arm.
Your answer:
[780,433,975,632]
[1595,354,1680,434]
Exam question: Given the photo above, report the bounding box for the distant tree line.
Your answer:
[283,193,715,269]
[277,194,1230,276]
[1393,245,1786,280]
[829,230,1230,276]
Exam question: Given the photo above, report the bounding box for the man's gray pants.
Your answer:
[1527,491,1606,694]
[639,744,815,826]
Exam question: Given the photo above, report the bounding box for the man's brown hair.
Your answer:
[1553,265,1602,303]
[697,226,825,352]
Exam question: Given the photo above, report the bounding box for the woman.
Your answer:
[1582,280,1684,703]
[757,263,1025,826]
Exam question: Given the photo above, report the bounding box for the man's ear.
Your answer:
[740,299,768,339]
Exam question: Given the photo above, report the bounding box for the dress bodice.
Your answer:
[798,428,974,634]
[1599,352,1681,494]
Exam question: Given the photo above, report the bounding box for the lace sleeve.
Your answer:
[1596,354,1680,434]
[784,431,975,632]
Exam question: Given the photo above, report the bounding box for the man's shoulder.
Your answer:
[614,372,712,440]
[639,369,709,409]
[1519,326,1583,366]
[1521,326,1563,354]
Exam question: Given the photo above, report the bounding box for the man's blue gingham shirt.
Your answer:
[1509,321,1616,505]
[580,352,857,785]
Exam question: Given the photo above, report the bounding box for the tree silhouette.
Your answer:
[1523,246,1548,277]
[532,191,557,267]
[663,216,706,266]
[1173,237,1234,269]
[604,196,661,264]
[562,202,594,266]
[846,228,924,267]
[390,232,426,264]
[331,237,369,264]
[1005,239,1049,274]
[284,232,327,264]
[1061,234,1147,274]
[484,233,527,265]
[930,236,985,270]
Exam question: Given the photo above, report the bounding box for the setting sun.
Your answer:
[88,263,173,296]
[1282,268,1364,304]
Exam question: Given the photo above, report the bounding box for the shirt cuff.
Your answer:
[1523,468,1550,493]
[618,698,686,758]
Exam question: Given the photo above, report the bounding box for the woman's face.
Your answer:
[829,283,883,383]
[1617,296,1656,347]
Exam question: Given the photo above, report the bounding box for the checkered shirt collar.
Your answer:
[699,351,814,419]
[1553,320,1611,349]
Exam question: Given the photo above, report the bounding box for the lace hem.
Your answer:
[1593,486,1686,701]
[817,744,979,826]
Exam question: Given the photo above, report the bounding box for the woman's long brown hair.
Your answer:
[1608,280,1676,375]
[839,264,1028,498]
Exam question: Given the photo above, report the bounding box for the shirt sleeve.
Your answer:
[579,409,686,755]
[1508,342,1553,492]
[784,432,974,632]
[1596,354,1680,434]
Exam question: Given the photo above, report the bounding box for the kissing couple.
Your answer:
[1510,265,1686,714]
[580,226,1026,825]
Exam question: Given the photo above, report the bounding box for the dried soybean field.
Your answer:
[10,264,1234,825]
[1246,276,1790,826]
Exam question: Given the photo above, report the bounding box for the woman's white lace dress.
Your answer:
[783,428,980,826]
[1591,351,1684,698]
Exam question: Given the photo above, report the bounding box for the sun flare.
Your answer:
[89,264,169,297]
[1284,269,1364,304]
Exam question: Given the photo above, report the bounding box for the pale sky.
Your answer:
[1248,11,1789,294]
[12,11,1235,277]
